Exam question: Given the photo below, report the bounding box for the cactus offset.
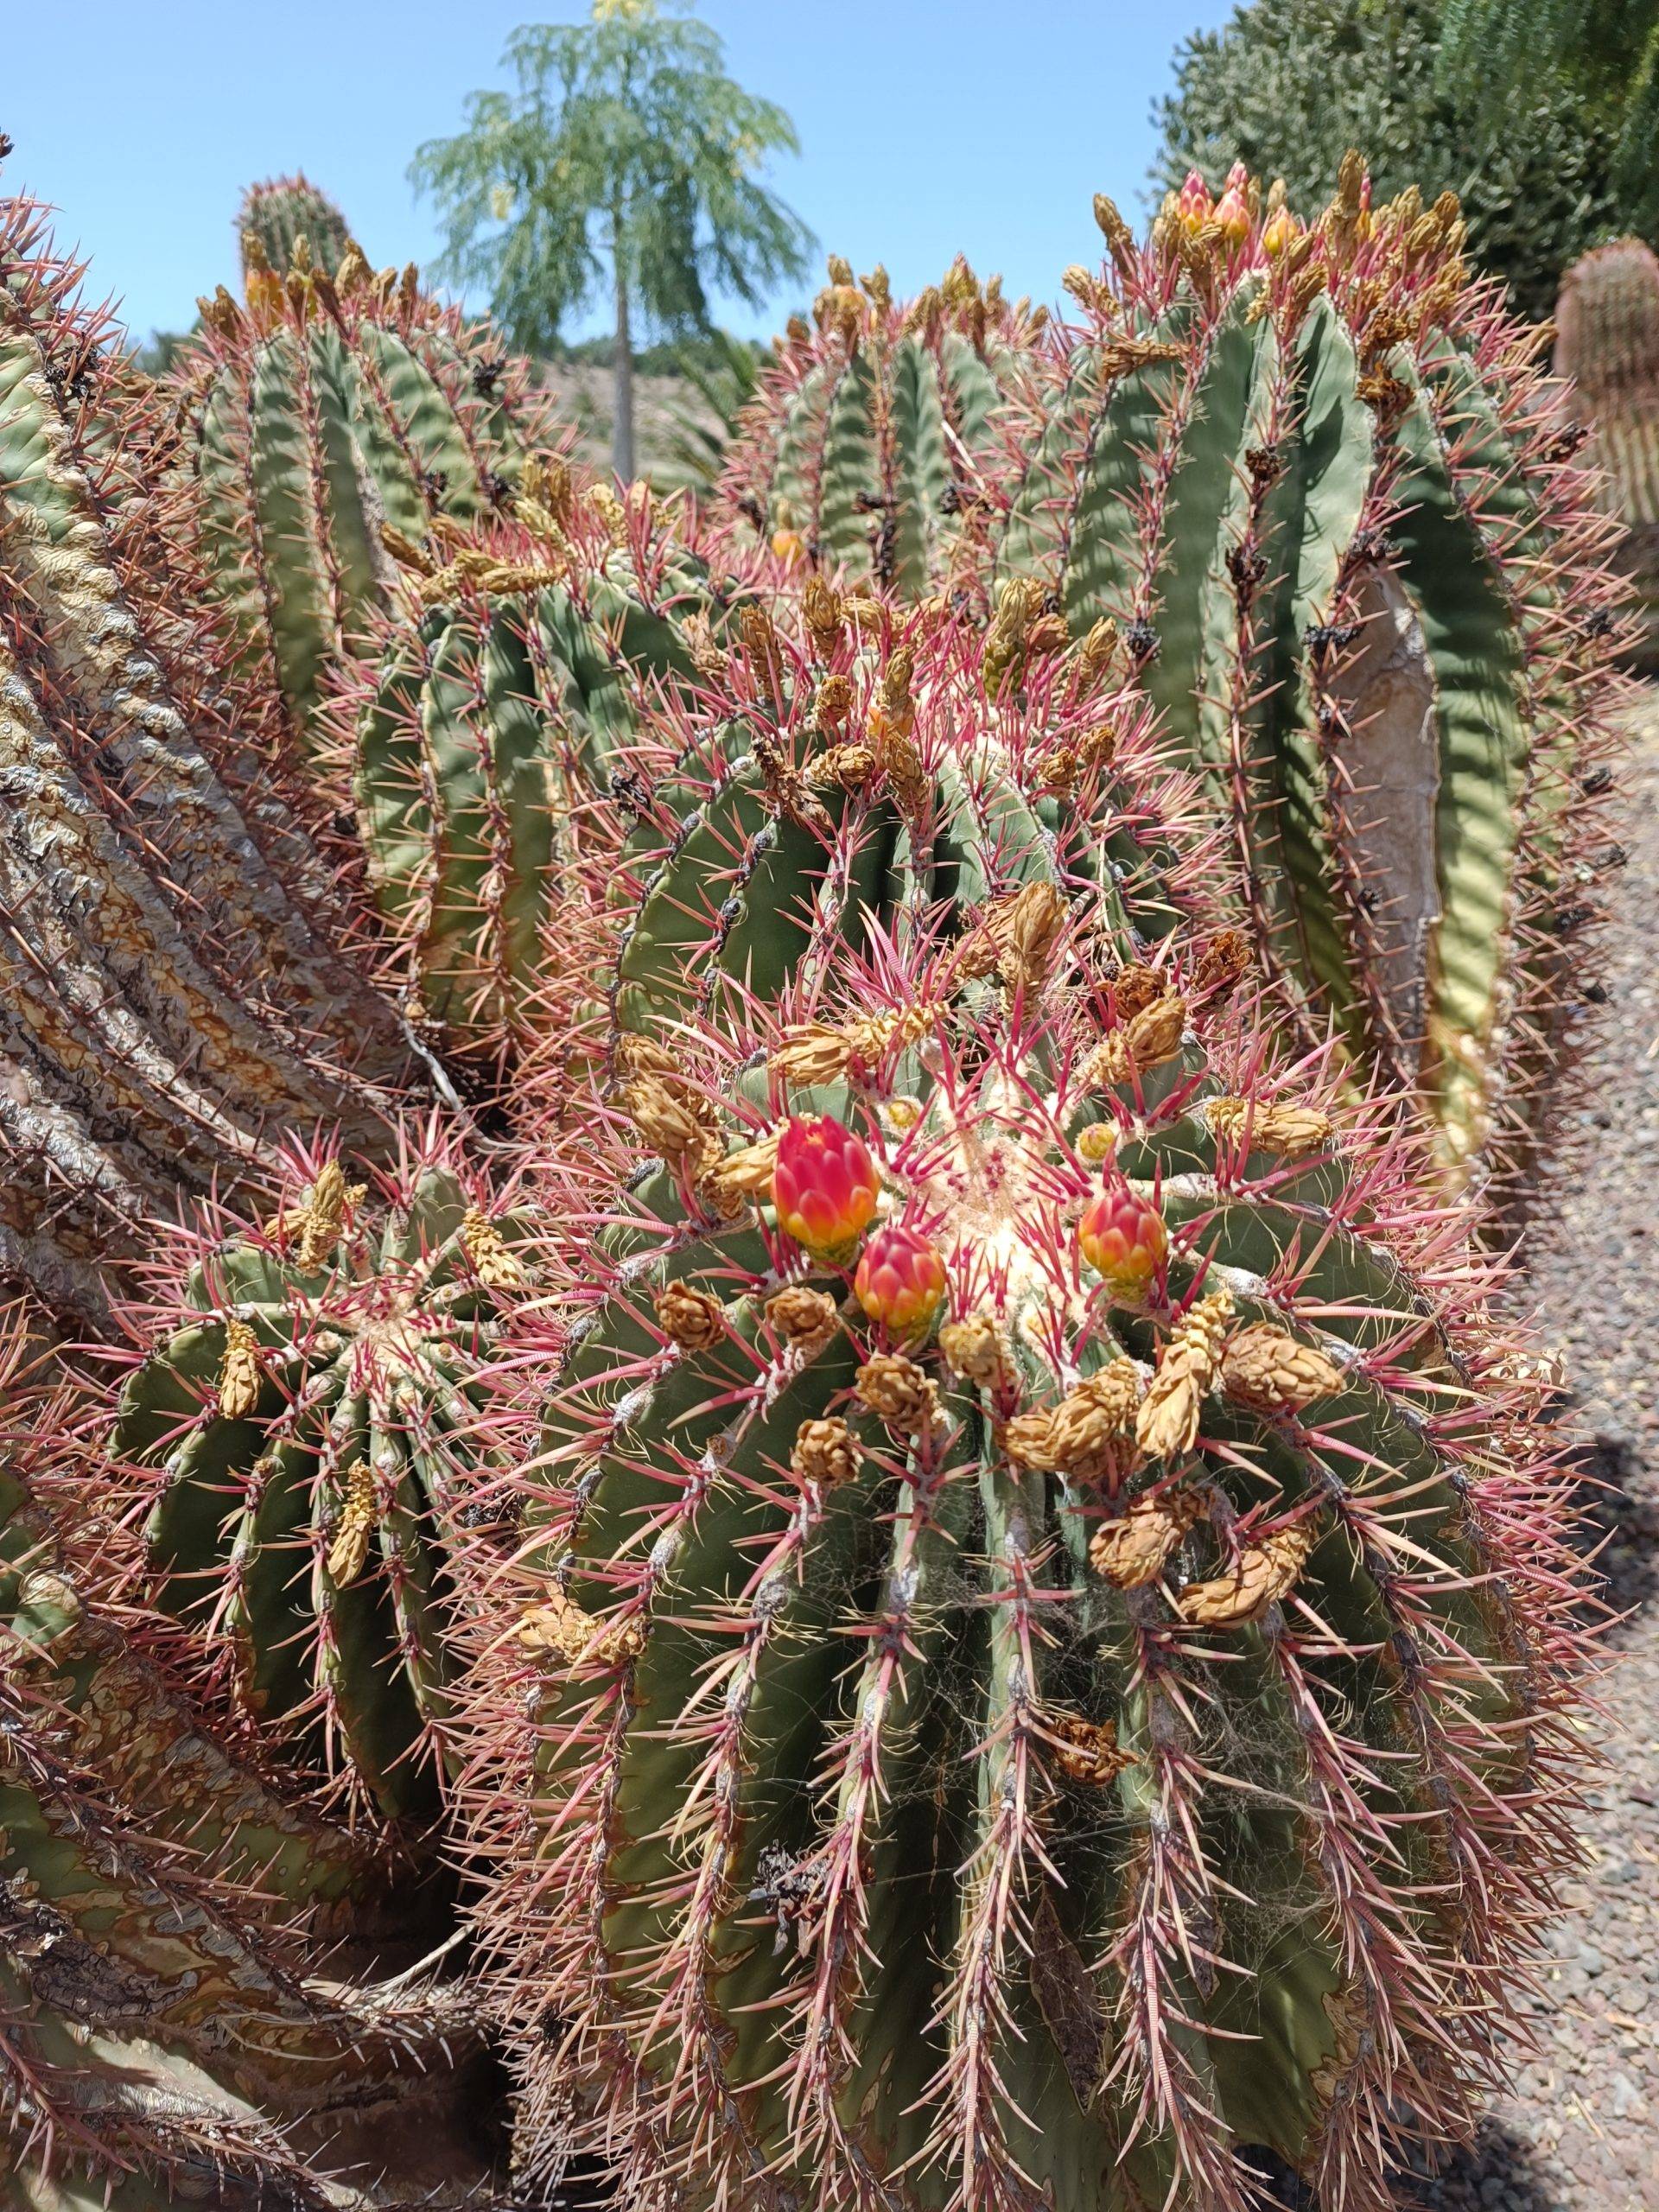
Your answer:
[0,190,411,1325]
[721,256,1044,597]
[238,170,358,282]
[990,167,1626,1183]
[1555,235,1659,672]
[469,907,1590,2212]
[168,240,557,753]
[110,1131,535,1822]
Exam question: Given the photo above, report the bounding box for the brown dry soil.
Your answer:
[1405,691,1659,2212]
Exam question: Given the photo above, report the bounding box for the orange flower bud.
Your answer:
[772,1115,880,1263]
[1262,206,1298,258]
[855,1224,946,1340]
[1175,169,1212,235]
[1214,164,1250,251]
[1078,1178,1167,1306]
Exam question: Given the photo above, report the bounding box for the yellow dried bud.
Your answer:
[812,672,855,734]
[623,1078,717,1171]
[1091,192,1137,282]
[1220,1323,1344,1414]
[1046,1707,1135,1785]
[1007,1366,1143,1484]
[1105,963,1166,1022]
[803,577,844,658]
[986,880,1068,992]
[325,1459,377,1586]
[1024,613,1071,658]
[335,244,372,296]
[699,1128,781,1211]
[653,1281,728,1352]
[1136,1290,1235,1460]
[216,1319,262,1420]
[1072,618,1120,695]
[1205,1096,1333,1159]
[854,1354,937,1433]
[1082,995,1187,1087]
[287,1161,364,1271]
[1192,929,1252,999]
[791,1416,859,1488]
[807,742,876,794]
[874,721,928,815]
[517,1586,645,1667]
[826,253,855,287]
[589,482,631,548]
[939,1312,1005,1388]
[765,1286,841,1351]
[461,1205,524,1288]
[1088,1486,1205,1588]
[1031,743,1080,797]
[1175,1520,1318,1627]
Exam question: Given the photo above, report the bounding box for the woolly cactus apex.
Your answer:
[237,170,358,281]
[467,911,1591,2212]
[604,594,1217,1052]
[0,189,412,1327]
[0,1310,502,2208]
[109,1127,537,1823]
[1555,236,1659,673]
[719,254,1046,598]
[992,168,1627,1187]
[168,240,560,754]
[340,476,751,1070]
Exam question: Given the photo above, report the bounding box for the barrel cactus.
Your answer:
[342,471,746,1067]
[0,188,411,1326]
[1555,234,1659,673]
[1,1314,502,2208]
[237,171,358,281]
[168,239,556,753]
[473,905,1587,2212]
[720,256,1043,599]
[110,1132,535,1823]
[990,162,1625,1183]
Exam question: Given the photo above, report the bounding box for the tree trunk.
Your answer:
[612,226,635,484]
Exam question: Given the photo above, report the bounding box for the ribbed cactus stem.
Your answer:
[1556,236,1659,673]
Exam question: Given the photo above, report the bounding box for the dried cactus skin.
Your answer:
[237,170,357,283]
[1555,236,1659,673]
[470,894,1589,2209]
[990,169,1625,1185]
[1,1322,499,2209]
[607,607,1214,1049]
[168,247,556,753]
[110,1136,535,1823]
[0,192,413,1325]
[720,258,1044,597]
[344,492,747,1064]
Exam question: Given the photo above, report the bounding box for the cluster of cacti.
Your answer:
[0,136,1623,2212]
[238,170,358,281]
[988,161,1625,1182]
[109,1132,535,1822]
[1555,235,1659,673]
[720,255,1045,597]
[168,232,556,753]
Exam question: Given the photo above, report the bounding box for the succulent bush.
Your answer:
[110,1131,535,1823]
[168,239,556,753]
[1555,235,1659,673]
[990,162,1625,1182]
[721,256,1043,598]
[237,171,358,282]
[1,1313,503,2208]
[469,902,1589,2212]
[0,190,411,1325]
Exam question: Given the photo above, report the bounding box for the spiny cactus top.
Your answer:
[237,170,358,282]
[0,190,411,1325]
[342,467,747,1069]
[169,235,557,752]
[989,162,1625,1184]
[467,903,1589,2212]
[720,255,1044,599]
[111,1133,536,1824]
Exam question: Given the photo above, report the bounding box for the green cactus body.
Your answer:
[237,171,356,281]
[722,262,1040,597]
[111,1146,533,1822]
[478,906,1585,2212]
[992,176,1623,1182]
[173,257,555,753]
[1556,235,1659,673]
[347,504,735,1063]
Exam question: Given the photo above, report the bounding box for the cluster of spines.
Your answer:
[982,159,1629,1191]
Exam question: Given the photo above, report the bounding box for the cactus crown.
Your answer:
[237,170,358,281]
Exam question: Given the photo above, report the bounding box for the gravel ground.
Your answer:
[1408,692,1659,2212]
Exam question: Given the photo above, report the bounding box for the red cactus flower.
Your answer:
[1173,168,1212,235]
[772,1115,880,1262]
[855,1224,946,1340]
[1078,1177,1167,1306]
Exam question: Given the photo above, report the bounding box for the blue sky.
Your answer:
[6,0,1235,346]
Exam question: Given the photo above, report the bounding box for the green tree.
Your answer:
[410,0,813,480]
[1154,0,1624,322]
[1440,0,1659,234]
